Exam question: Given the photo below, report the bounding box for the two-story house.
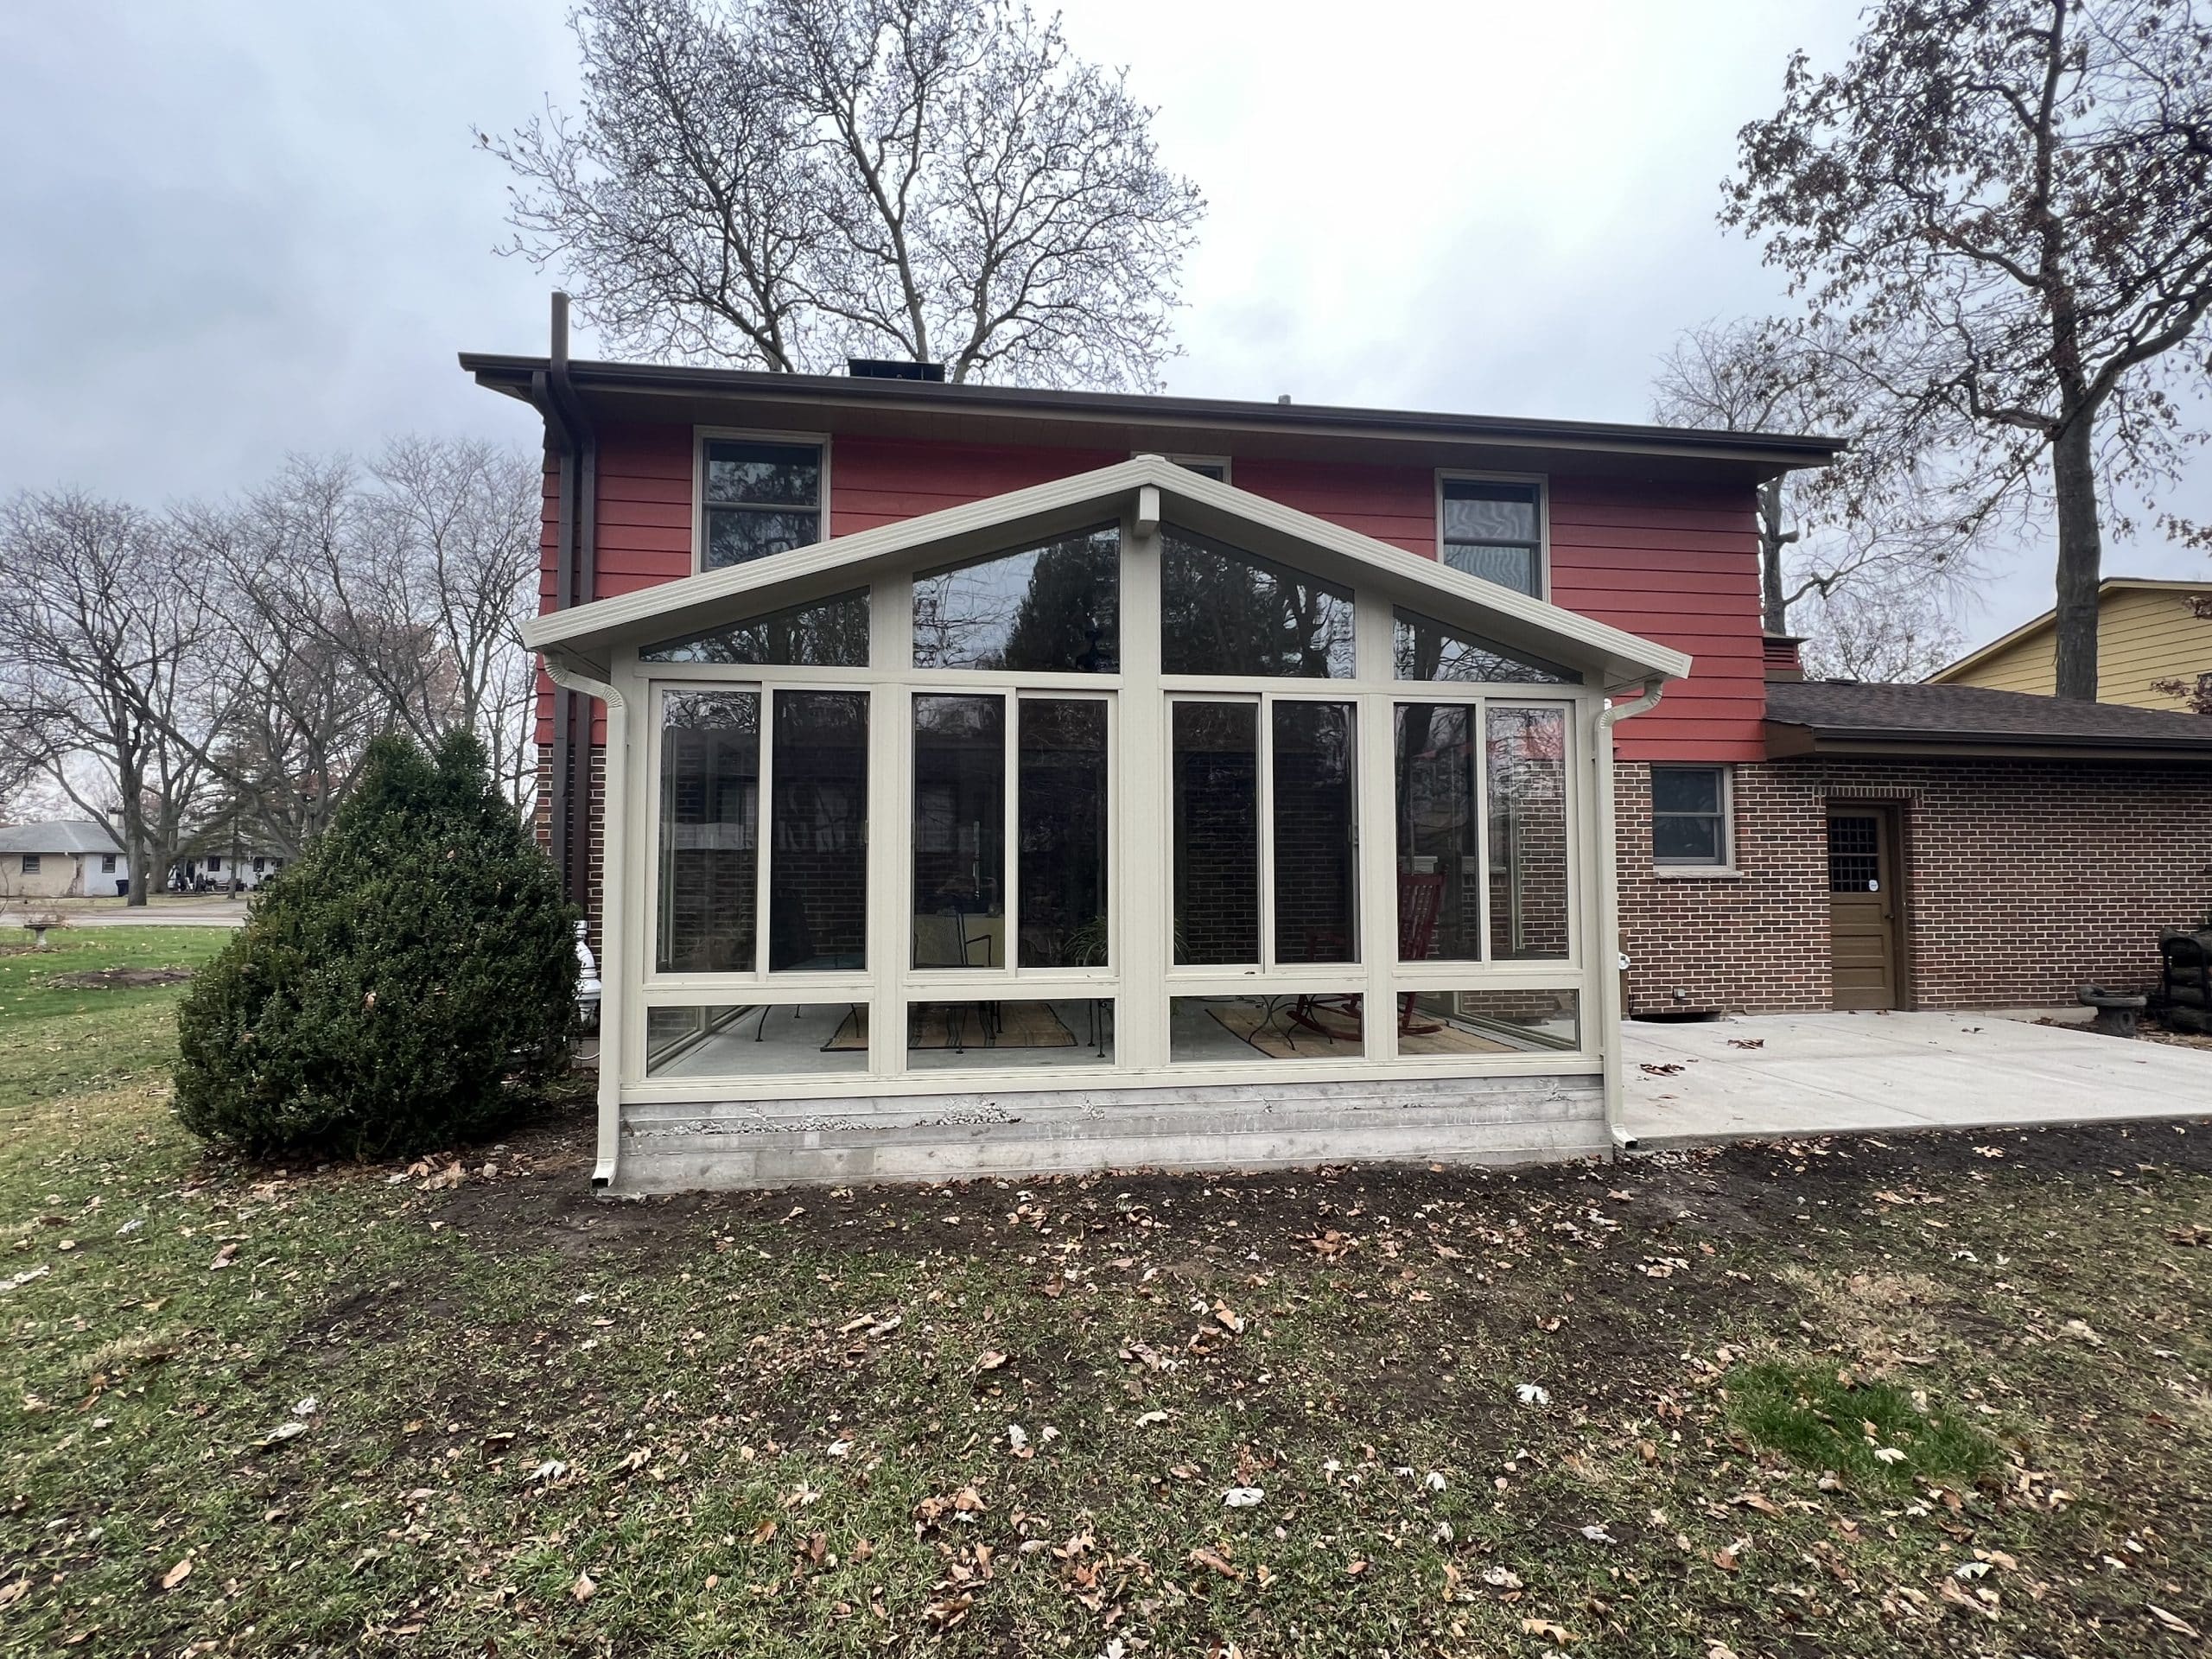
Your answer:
[465,307,2212,1191]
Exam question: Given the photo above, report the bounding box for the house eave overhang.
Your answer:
[1764,721,2212,765]
[521,454,1694,691]
[462,353,1845,481]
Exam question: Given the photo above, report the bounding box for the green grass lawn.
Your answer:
[3,931,2209,1656]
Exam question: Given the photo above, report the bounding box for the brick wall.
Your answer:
[1617,757,2212,1014]
[535,741,606,952]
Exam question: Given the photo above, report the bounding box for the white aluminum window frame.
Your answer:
[614,505,1603,1103]
[692,426,832,576]
[1649,761,1736,874]
[1435,470,1549,601]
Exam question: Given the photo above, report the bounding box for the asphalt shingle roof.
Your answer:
[1765,679,2212,749]
[0,820,123,855]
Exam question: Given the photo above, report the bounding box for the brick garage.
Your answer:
[1618,679,2212,1016]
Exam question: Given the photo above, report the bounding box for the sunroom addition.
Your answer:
[525,457,1688,1190]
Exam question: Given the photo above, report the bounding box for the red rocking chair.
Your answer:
[1288,871,1448,1040]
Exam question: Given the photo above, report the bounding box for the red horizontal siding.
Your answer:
[537,425,1770,760]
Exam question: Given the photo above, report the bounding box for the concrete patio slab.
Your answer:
[1624,1010,2212,1147]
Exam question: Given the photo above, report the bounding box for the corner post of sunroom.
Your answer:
[1116,486,1170,1069]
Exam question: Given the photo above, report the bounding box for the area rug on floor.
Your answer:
[824,1001,1077,1052]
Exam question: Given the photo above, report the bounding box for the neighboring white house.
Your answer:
[172,847,288,892]
[0,821,129,899]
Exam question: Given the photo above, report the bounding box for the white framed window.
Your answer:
[695,429,830,572]
[101,854,117,873]
[1437,473,1547,598]
[1650,763,1733,869]
[21,854,40,876]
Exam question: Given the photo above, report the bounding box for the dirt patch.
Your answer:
[45,966,194,989]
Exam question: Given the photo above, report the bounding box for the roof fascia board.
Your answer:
[1764,722,2212,762]
[521,454,1694,686]
[461,353,1843,472]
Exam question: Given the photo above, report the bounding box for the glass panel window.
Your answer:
[1170,994,1363,1062]
[1393,609,1580,684]
[1651,765,1729,867]
[1171,701,1260,965]
[645,1004,870,1077]
[1395,704,1482,961]
[1400,988,1579,1056]
[1486,706,1570,960]
[702,439,823,569]
[1160,528,1355,677]
[771,692,868,970]
[1441,479,1542,597]
[912,526,1119,672]
[912,695,1006,968]
[641,591,868,666]
[902,998,1115,1069]
[1272,702,1357,964]
[1018,700,1109,969]
[658,690,760,974]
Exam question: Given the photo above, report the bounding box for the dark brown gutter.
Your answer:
[460,352,1846,474]
[529,298,600,912]
[1764,721,2212,764]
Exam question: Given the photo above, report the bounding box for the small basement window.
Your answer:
[1651,764,1731,868]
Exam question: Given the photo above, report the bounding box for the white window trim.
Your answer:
[1649,761,1738,877]
[1435,470,1549,601]
[692,426,833,576]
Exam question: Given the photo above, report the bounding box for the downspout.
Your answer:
[536,294,600,913]
[542,650,629,1190]
[1595,680,1665,1155]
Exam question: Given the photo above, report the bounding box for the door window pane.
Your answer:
[658,691,760,973]
[1019,700,1109,968]
[1393,609,1579,684]
[1395,704,1482,960]
[1172,701,1259,964]
[1160,528,1355,677]
[912,696,1006,968]
[1272,702,1357,963]
[1487,706,1570,960]
[912,527,1120,672]
[771,692,868,971]
[642,590,868,666]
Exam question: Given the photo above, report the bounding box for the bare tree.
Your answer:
[1726,0,2212,699]
[199,442,543,826]
[1796,581,1967,683]
[0,492,221,903]
[1651,318,1980,654]
[482,0,1206,389]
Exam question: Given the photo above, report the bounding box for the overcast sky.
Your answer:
[3,0,2204,639]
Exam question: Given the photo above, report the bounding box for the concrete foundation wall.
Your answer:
[613,1071,1605,1191]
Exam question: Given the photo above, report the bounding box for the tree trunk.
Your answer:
[1758,478,1789,636]
[2050,412,2103,701]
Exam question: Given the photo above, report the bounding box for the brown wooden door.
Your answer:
[1827,809,1901,1010]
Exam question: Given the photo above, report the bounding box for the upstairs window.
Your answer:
[1440,478,1543,597]
[701,438,823,569]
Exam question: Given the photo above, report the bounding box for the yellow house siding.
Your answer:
[1936,582,2212,709]
[2095,587,2212,709]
